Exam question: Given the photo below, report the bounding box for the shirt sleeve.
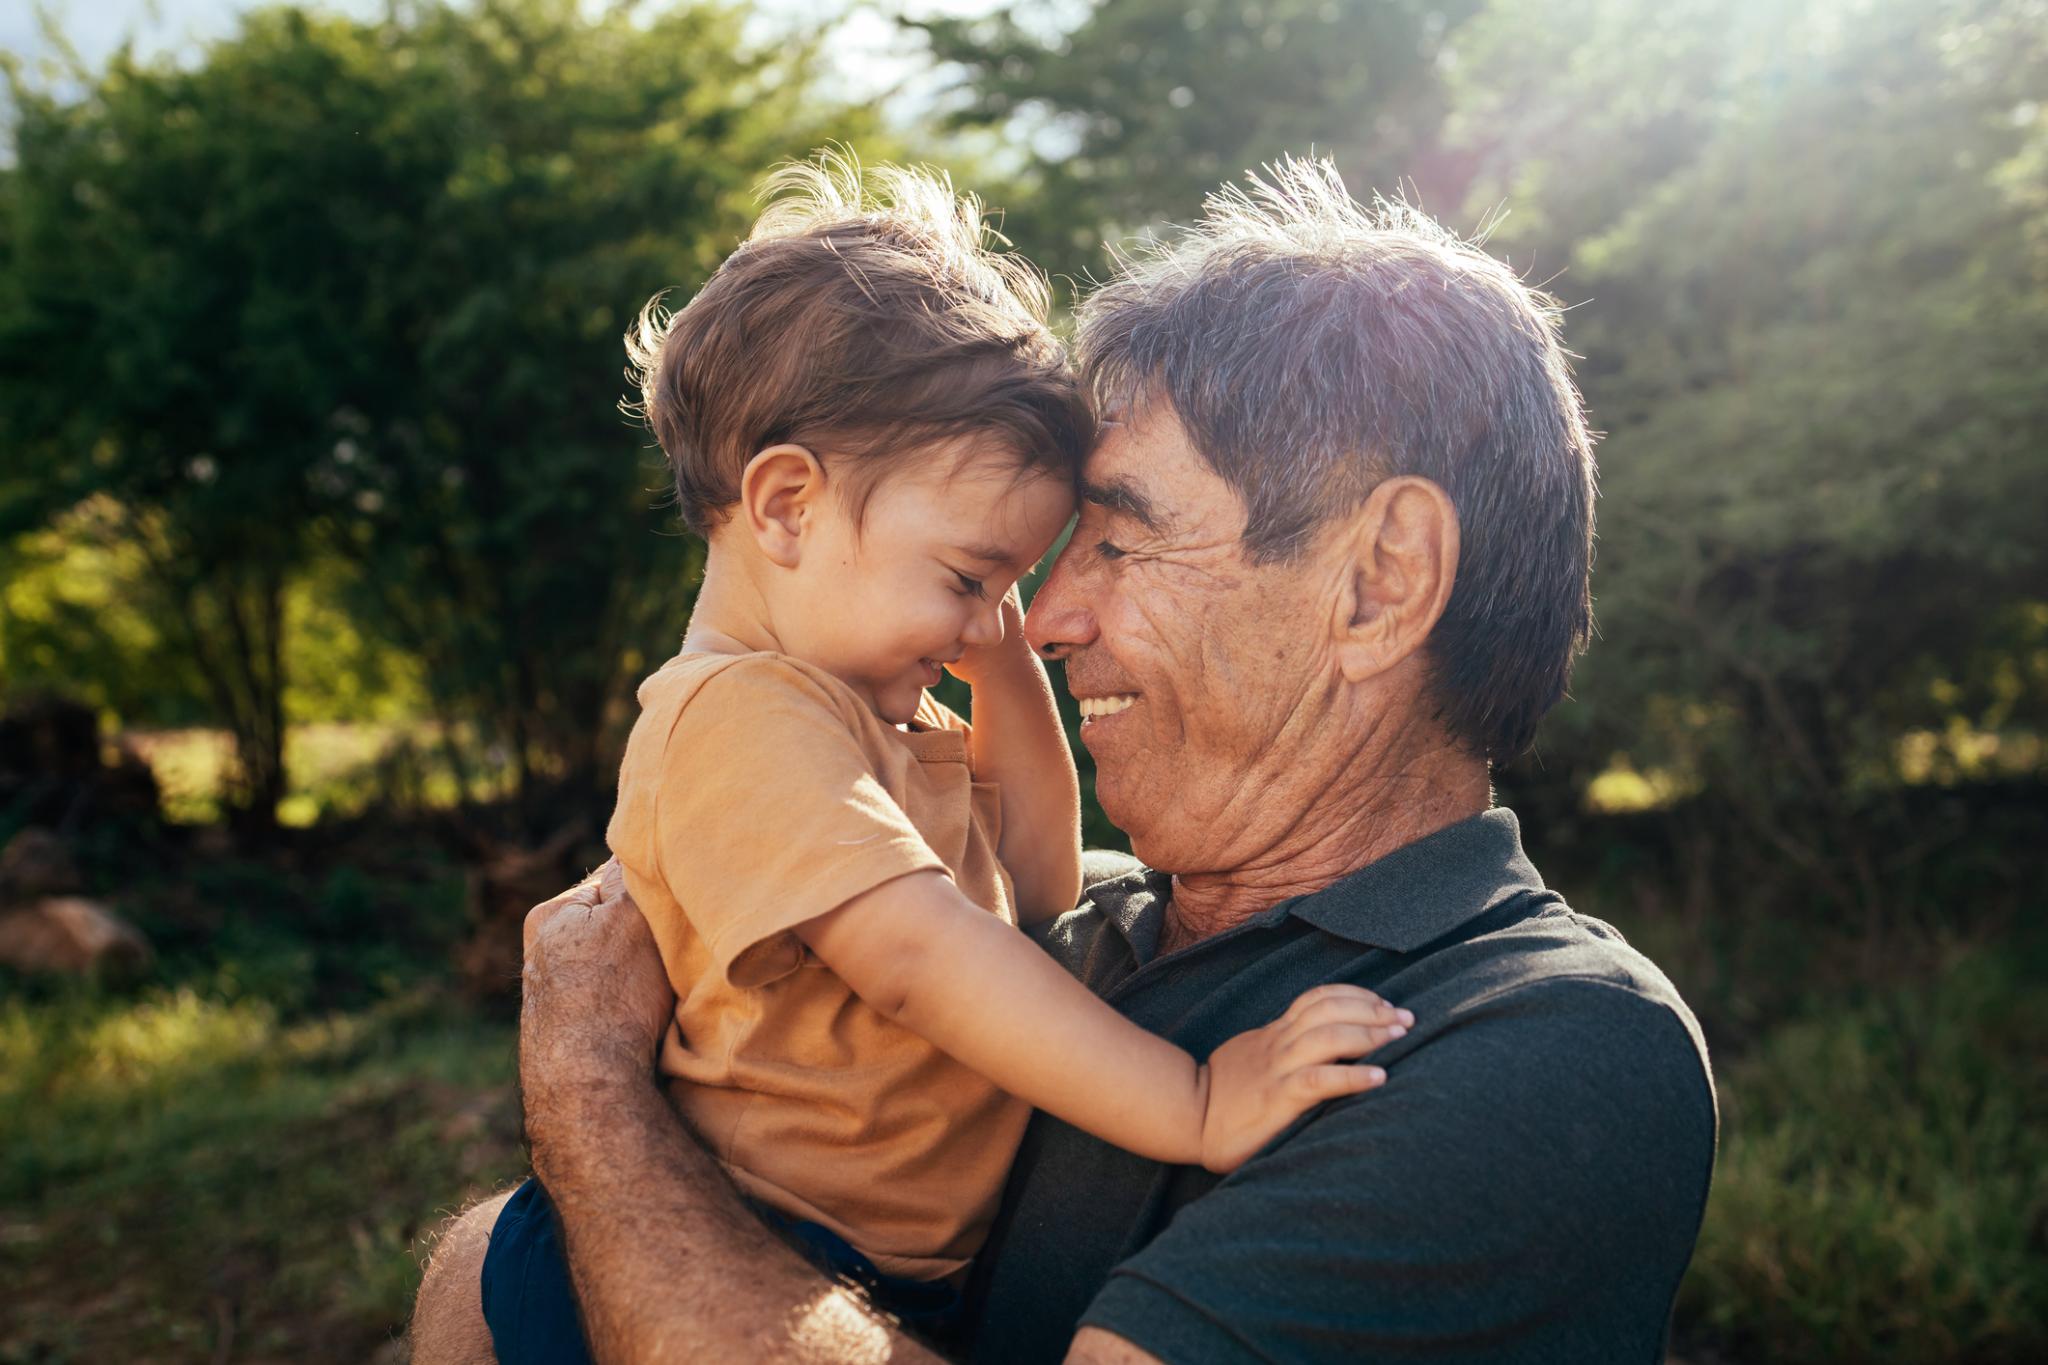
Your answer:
[1078,979,1718,1364]
[652,657,949,988]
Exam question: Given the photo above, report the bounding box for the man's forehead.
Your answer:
[1083,405,1225,530]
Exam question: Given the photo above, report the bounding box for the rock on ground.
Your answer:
[0,896,153,977]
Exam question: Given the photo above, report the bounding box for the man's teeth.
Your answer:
[1079,695,1137,719]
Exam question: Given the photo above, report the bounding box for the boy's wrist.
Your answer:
[950,637,1041,689]
[948,596,1039,687]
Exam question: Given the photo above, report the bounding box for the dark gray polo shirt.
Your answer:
[966,808,1716,1364]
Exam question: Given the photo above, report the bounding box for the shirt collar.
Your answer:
[1081,807,1546,960]
[1079,867,1170,962]
[1286,807,1548,953]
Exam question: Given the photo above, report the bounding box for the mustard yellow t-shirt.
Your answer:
[606,649,1030,1281]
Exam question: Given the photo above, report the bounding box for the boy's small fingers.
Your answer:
[1287,1021,1404,1065]
[1284,996,1359,1029]
[1291,1063,1386,1100]
[1281,983,1362,1020]
[1289,995,1411,1034]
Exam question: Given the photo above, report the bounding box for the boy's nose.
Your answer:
[962,600,1004,648]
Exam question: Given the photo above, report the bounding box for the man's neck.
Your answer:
[1162,730,1490,953]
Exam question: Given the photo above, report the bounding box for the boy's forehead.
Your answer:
[893,432,1038,490]
[878,443,1072,543]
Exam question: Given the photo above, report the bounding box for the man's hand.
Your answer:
[1197,983,1411,1174]
[519,860,674,1172]
[513,864,944,1363]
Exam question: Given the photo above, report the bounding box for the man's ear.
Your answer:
[738,444,826,568]
[1329,476,1460,684]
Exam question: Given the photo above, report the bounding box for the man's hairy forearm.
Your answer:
[518,874,945,1363]
[531,1072,942,1364]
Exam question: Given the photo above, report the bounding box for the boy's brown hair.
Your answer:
[627,152,1092,536]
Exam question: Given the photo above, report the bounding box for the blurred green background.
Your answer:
[0,0,2042,1361]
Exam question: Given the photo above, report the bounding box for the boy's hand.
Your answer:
[1197,983,1412,1173]
[945,589,1030,687]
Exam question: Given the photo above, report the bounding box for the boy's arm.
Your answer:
[950,593,1083,921]
[797,870,1411,1171]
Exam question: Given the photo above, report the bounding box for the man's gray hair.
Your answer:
[1076,157,1597,765]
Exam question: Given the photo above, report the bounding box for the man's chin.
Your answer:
[1093,767,1177,872]
[1091,767,1138,839]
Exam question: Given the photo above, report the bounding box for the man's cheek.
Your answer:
[1119,594,1182,670]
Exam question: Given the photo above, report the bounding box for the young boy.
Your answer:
[482,156,1407,1358]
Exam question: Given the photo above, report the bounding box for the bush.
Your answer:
[1679,943,2048,1364]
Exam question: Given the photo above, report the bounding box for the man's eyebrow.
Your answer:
[1080,477,1168,533]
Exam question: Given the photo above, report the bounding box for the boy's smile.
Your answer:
[751,437,1078,726]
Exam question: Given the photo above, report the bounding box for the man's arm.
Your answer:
[519,866,946,1363]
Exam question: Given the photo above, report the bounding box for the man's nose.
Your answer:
[1024,543,1098,661]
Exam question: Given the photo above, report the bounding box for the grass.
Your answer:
[0,979,521,1364]
[1675,942,2048,1365]
[0,814,2040,1363]
[0,843,522,1365]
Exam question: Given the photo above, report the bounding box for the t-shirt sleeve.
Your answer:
[1077,979,1718,1364]
[652,658,949,988]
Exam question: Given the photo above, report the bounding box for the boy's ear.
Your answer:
[1328,476,1460,685]
[739,444,826,568]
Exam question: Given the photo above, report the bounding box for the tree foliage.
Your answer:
[914,0,1483,280]
[2,0,2041,892]
[1,0,873,828]
[1451,0,2048,921]
[929,0,2048,924]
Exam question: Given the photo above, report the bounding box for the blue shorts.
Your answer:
[479,1177,965,1364]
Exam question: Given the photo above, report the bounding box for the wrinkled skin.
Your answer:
[1025,400,1484,948]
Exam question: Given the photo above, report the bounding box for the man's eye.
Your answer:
[1096,540,1128,561]
[954,572,987,599]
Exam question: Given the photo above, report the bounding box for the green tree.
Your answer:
[2,0,872,829]
[913,0,1483,281]
[295,0,872,826]
[1452,0,2048,925]
[913,0,2048,917]
[2,12,361,824]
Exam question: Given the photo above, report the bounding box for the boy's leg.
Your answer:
[477,1179,595,1365]
[410,1188,512,1365]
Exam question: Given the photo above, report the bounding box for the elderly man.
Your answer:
[412,161,1715,1364]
